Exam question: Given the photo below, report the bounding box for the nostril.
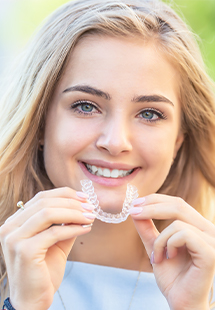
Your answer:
[96,132,132,155]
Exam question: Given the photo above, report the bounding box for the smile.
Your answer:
[84,163,134,178]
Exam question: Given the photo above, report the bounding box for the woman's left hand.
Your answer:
[129,194,215,310]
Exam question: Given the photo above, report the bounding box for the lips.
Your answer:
[79,161,140,187]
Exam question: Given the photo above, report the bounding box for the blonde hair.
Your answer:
[0,0,215,306]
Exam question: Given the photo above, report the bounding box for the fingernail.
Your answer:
[128,207,143,215]
[76,191,89,199]
[150,251,154,264]
[81,203,95,211]
[132,197,145,206]
[82,223,93,228]
[83,212,97,219]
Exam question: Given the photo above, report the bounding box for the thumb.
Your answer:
[132,218,159,257]
[56,237,76,258]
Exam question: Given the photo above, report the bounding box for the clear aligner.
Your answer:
[80,179,139,224]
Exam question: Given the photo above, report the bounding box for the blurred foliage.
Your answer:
[163,0,215,80]
[0,0,215,79]
[0,0,68,45]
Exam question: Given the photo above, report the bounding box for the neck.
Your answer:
[68,216,152,272]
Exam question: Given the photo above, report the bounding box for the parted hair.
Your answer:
[0,0,215,305]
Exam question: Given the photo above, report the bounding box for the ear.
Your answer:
[38,130,45,149]
[39,138,44,146]
[173,130,184,159]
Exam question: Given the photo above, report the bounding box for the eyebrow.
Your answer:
[63,84,174,106]
[63,85,111,100]
[132,94,174,106]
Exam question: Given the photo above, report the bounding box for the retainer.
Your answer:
[80,179,139,224]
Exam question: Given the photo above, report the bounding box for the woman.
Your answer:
[0,0,215,309]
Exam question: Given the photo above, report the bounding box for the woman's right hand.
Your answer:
[0,187,95,310]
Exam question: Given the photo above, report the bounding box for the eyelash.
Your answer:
[70,100,167,122]
[137,108,167,122]
[70,100,100,115]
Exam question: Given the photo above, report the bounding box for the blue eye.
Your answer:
[141,111,155,120]
[138,108,166,122]
[80,103,94,112]
[70,100,99,115]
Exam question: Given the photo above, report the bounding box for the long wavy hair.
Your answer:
[0,0,215,306]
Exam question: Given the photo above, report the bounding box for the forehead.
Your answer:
[57,34,180,102]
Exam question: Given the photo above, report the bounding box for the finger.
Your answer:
[133,193,185,206]
[132,217,159,258]
[152,220,213,263]
[166,229,215,272]
[22,223,93,258]
[4,224,92,269]
[27,187,89,205]
[5,196,94,231]
[7,187,89,222]
[130,194,215,234]
[16,208,96,238]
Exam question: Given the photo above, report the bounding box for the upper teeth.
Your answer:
[86,164,133,178]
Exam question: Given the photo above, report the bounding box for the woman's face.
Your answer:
[44,35,184,213]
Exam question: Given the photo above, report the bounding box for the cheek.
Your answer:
[135,127,178,189]
[135,147,173,196]
[137,126,177,160]
[139,143,173,176]
[43,116,98,165]
[43,117,97,188]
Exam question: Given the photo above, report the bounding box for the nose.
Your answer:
[96,116,132,156]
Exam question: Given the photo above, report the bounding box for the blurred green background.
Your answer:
[0,0,215,80]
